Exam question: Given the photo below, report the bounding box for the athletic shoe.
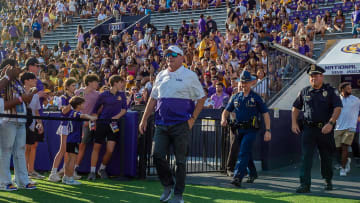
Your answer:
[0,184,18,191]
[334,164,341,170]
[57,168,65,177]
[324,179,333,191]
[29,179,37,185]
[73,171,82,180]
[62,176,68,184]
[63,177,81,185]
[169,195,184,203]
[19,183,36,190]
[98,169,108,179]
[340,168,347,176]
[48,173,61,182]
[230,178,242,187]
[295,185,310,193]
[159,186,173,202]
[345,158,351,173]
[87,172,96,181]
[29,171,45,179]
[246,175,258,183]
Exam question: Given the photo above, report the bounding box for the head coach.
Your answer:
[139,45,206,203]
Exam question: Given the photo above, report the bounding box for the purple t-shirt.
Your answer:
[298,45,310,55]
[9,26,18,38]
[92,90,127,123]
[198,18,206,33]
[352,10,360,24]
[211,92,229,109]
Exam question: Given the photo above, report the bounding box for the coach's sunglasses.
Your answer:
[165,52,178,58]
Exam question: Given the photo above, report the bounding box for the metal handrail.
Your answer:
[119,14,149,36]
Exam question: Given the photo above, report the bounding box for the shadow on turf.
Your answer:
[0,179,293,203]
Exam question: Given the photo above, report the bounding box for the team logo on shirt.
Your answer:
[341,43,360,55]
[117,96,122,101]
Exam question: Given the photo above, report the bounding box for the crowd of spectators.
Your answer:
[0,0,359,112]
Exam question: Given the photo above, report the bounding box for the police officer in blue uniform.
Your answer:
[221,70,271,187]
[292,64,342,193]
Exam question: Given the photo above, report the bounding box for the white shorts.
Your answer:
[43,17,50,23]
[69,6,76,12]
[56,125,69,136]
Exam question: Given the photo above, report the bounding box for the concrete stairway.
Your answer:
[41,17,97,49]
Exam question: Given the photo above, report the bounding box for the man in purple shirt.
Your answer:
[87,75,127,181]
[9,23,19,44]
[352,4,360,38]
[211,82,229,109]
[198,14,207,35]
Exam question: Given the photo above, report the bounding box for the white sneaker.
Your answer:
[73,171,82,180]
[64,177,81,185]
[340,168,347,176]
[48,173,61,182]
[345,158,351,173]
[29,179,38,185]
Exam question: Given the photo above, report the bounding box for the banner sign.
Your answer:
[320,64,360,75]
[109,22,125,31]
[317,39,360,75]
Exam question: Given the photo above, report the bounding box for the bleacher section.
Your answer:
[41,17,97,49]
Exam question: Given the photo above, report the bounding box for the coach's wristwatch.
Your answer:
[328,121,335,126]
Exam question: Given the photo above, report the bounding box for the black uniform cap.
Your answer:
[307,64,325,75]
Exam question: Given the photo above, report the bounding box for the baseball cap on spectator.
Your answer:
[307,64,325,75]
[164,45,184,56]
[238,70,256,82]
[127,75,134,82]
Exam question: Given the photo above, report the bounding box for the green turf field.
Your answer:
[0,178,357,203]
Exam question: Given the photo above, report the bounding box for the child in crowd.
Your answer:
[62,96,97,185]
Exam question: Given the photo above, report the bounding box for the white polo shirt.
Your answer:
[151,65,205,125]
[335,95,360,131]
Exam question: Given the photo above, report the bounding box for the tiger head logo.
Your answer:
[341,43,360,55]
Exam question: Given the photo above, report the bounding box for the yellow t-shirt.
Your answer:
[198,40,207,58]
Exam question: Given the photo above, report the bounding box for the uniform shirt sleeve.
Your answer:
[330,88,343,108]
[189,72,205,100]
[225,95,235,112]
[293,90,304,110]
[92,92,104,114]
[59,96,68,109]
[71,110,82,119]
[255,94,269,113]
[29,93,41,113]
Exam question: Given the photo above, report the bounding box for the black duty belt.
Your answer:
[304,121,326,128]
[229,121,253,130]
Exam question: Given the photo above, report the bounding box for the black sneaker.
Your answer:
[246,175,258,183]
[231,178,242,187]
[87,172,96,181]
[98,169,108,179]
[324,179,333,191]
[296,185,310,193]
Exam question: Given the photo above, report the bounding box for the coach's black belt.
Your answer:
[304,121,325,128]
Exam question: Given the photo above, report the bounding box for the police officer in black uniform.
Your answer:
[221,70,271,187]
[292,64,342,193]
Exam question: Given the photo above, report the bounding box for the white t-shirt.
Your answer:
[98,13,107,21]
[28,93,41,131]
[336,95,360,131]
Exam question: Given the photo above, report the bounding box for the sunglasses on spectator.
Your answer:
[132,88,138,91]
[165,52,178,58]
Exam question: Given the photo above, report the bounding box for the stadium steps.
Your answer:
[150,6,228,34]
[41,17,97,49]
[309,1,357,58]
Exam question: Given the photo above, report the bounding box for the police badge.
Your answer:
[322,91,327,97]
